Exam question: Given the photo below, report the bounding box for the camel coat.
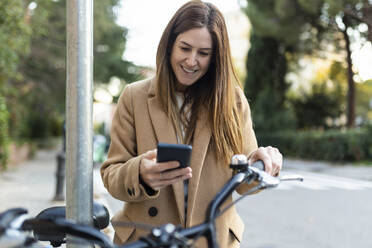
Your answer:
[100,78,258,247]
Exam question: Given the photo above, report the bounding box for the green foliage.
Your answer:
[245,33,289,104]
[251,87,297,132]
[257,128,372,162]
[290,67,345,129]
[355,81,372,124]
[7,0,143,141]
[0,0,31,84]
[324,0,362,16]
[93,0,144,84]
[244,0,323,46]
[243,0,372,131]
[245,32,295,132]
[0,0,32,168]
[291,84,343,128]
[242,0,327,132]
[0,96,9,169]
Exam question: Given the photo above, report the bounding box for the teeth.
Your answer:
[182,66,196,73]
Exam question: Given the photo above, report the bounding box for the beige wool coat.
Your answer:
[100,77,258,247]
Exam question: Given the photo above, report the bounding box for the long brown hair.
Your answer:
[155,0,243,164]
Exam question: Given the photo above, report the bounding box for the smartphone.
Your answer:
[157,143,192,168]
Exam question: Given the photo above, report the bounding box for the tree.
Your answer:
[320,0,372,127]
[93,0,144,84]
[243,0,372,129]
[242,0,323,131]
[244,32,295,132]
[0,0,31,85]
[290,61,345,129]
[0,0,31,167]
[356,80,372,124]
[244,0,324,47]
[9,0,143,140]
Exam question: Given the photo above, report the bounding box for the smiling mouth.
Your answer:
[181,65,198,73]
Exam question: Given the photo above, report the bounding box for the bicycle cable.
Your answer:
[215,184,263,219]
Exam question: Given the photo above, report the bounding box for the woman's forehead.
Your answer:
[175,27,213,49]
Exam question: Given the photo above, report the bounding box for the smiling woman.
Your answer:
[170,27,212,91]
[101,1,283,247]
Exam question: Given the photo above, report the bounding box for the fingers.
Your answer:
[249,146,283,176]
[143,149,181,172]
[267,146,282,176]
[143,149,157,160]
[139,149,192,191]
[151,167,192,190]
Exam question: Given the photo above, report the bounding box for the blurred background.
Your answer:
[1,0,372,168]
[0,0,372,247]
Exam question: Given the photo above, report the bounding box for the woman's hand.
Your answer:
[249,146,282,176]
[139,149,192,191]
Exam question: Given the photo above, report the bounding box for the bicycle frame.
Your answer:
[122,160,266,248]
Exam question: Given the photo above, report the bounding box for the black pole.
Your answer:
[53,121,66,201]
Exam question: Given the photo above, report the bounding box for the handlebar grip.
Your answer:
[0,208,27,232]
[251,160,265,171]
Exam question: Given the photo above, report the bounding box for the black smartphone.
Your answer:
[157,143,192,168]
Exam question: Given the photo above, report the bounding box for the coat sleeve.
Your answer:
[235,88,260,195]
[100,84,160,202]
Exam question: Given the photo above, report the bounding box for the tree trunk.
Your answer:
[342,16,355,128]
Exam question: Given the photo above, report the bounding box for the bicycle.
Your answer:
[0,154,303,248]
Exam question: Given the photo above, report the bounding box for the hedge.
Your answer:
[0,96,9,169]
[256,128,372,162]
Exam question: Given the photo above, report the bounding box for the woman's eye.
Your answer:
[199,51,210,56]
[180,47,190,51]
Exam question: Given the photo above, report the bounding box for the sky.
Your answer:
[116,0,372,81]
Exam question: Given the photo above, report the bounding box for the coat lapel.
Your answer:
[147,79,185,225]
[186,108,211,227]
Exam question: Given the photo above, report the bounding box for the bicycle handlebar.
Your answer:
[0,156,303,248]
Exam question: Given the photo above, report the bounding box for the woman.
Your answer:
[101,1,282,247]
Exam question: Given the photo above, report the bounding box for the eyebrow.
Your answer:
[180,41,212,50]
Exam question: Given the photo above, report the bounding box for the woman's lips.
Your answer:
[181,65,197,73]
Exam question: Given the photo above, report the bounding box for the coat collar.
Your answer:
[147,78,211,227]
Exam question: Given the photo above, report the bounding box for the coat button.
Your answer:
[127,188,132,196]
[148,207,158,217]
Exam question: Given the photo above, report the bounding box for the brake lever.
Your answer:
[253,169,304,189]
[250,167,280,188]
[279,175,304,182]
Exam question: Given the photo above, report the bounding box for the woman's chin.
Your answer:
[175,79,197,91]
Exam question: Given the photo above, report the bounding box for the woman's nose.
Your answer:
[185,53,197,67]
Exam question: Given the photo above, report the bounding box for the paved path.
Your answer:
[0,149,62,216]
[284,158,372,181]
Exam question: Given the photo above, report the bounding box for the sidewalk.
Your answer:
[284,158,372,181]
[0,148,62,216]
[0,148,119,224]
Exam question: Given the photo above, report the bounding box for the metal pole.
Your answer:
[66,0,93,247]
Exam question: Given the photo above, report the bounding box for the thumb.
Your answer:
[144,149,157,160]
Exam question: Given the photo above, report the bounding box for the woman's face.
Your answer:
[170,27,213,91]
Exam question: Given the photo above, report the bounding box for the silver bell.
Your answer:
[230,154,248,165]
